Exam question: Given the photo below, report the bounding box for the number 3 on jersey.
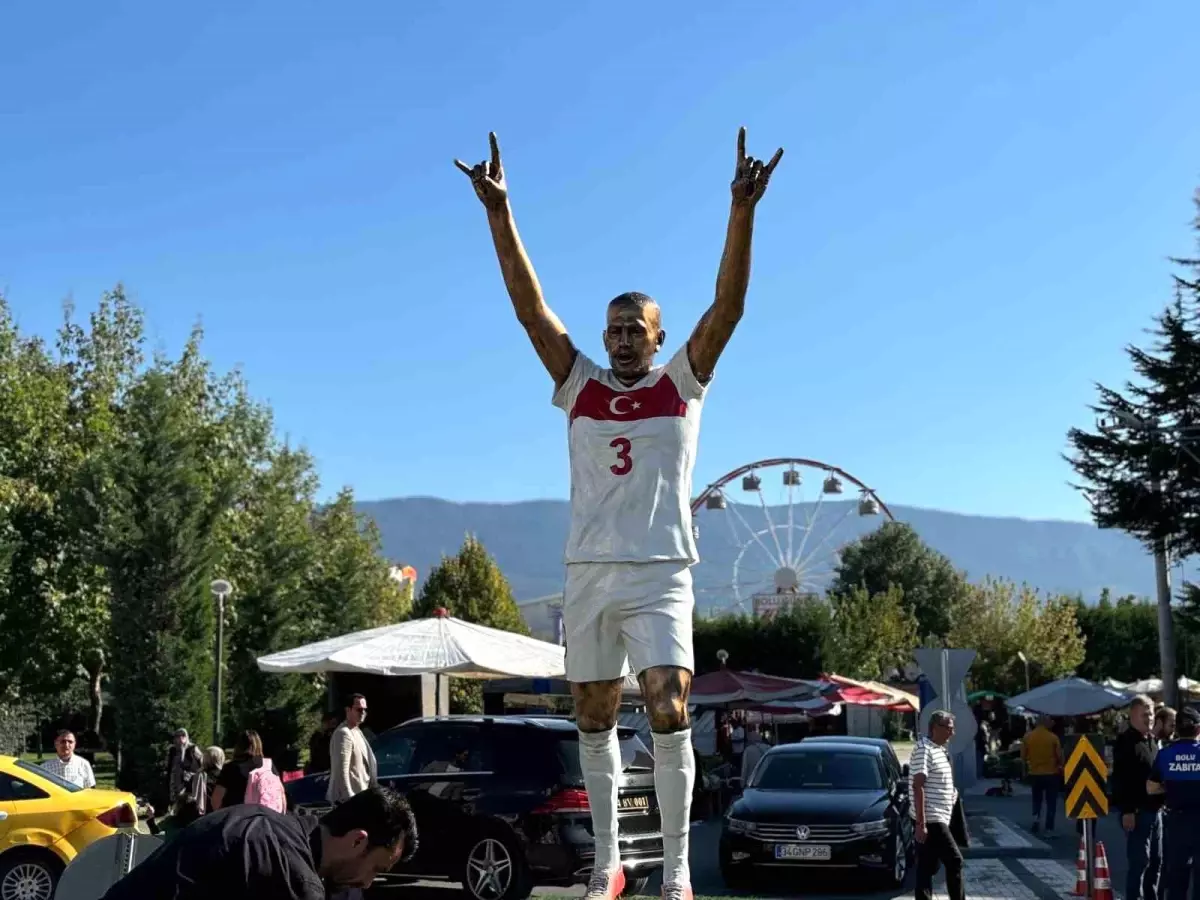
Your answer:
[609,437,633,476]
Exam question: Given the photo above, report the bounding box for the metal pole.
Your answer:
[940,649,950,714]
[214,593,225,746]
[1084,818,1095,898]
[1155,538,1178,709]
[1024,660,1030,694]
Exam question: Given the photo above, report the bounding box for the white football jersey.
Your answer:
[552,344,708,564]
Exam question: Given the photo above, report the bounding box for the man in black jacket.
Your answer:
[103,785,415,900]
[1113,695,1165,900]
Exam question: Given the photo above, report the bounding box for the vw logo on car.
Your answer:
[796,826,810,841]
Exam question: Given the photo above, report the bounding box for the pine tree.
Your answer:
[309,489,409,636]
[86,369,232,799]
[223,446,323,753]
[1067,192,1200,557]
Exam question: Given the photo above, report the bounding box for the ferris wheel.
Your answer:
[689,457,894,615]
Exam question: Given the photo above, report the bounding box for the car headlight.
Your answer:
[851,819,889,836]
[724,816,752,834]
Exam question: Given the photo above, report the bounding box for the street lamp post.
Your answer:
[1017,651,1030,694]
[1097,410,1200,710]
[210,579,233,746]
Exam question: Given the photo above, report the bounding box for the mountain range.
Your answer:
[356,496,1162,612]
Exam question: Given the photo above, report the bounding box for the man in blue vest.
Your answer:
[1147,706,1200,899]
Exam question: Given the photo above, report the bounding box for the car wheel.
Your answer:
[622,872,650,896]
[888,831,908,887]
[0,849,63,900]
[460,829,532,900]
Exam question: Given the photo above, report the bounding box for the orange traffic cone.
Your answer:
[1092,841,1114,900]
[1073,837,1087,896]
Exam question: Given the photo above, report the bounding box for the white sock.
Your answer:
[578,728,622,877]
[652,729,695,886]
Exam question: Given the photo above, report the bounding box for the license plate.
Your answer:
[774,844,831,861]
[618,795,650,811]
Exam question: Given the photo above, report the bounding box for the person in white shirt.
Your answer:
[911,711,962,900]
[42,730,96,789]
[456,127,783,900]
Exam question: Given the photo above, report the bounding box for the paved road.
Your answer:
[371,788,1111,900]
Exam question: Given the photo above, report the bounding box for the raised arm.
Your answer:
[687,127,783,383]
[455,133,577,387]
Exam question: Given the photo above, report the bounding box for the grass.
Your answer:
[20,751,118,790]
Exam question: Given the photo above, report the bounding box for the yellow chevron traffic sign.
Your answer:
[1064,734,1109,819]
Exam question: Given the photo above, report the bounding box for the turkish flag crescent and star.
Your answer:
[569,374,687,424]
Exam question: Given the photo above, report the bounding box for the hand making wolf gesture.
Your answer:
[730,126,783,207]
[454,131,508,210]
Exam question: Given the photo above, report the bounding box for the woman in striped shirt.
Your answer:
[912,710,963,900]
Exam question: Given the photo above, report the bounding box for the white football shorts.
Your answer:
[562,561,695,683]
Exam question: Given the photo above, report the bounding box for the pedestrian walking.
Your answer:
[1115,695,1165,900]
[212,729,286,813]
[1021,715,1063,833]
[912,710,964,900]
[166,727,203,811]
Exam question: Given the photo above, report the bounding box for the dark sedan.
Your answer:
[719,740,913,888]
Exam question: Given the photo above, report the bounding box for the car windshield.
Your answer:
[16,759,84,793]
[751,753,882,791]
[557,728,655,773]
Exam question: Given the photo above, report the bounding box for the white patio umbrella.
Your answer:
[256,609,567,679]
[1124,676,1200,697]
[1006,677,1135,717]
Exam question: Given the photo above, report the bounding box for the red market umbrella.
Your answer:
[822,674,918,712]
[745,696,842,717]
[690,670,827,705]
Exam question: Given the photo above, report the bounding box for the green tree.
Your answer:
[830,521,969,640]
[1074,590,1161,682]
[414,535,527,633]
[948,578,1086,694]
[693,601,832,678]
[309,489,411,636]
[0,290,144,734]
[0,287,416,766]
[1067,192,1200,558]
[85,367,236,798]
[823,585,918,681]
[222,446,323,751]
[414,535,527,712]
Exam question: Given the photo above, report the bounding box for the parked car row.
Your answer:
[286,716,916,899]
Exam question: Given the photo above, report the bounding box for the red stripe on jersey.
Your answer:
[569,375,688,423]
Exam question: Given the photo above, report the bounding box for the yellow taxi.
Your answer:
[0,755,139,900]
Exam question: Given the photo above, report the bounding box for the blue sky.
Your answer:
[3,1,1199,522]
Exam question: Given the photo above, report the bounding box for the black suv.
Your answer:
[287,715,664,900]
[720,740,913,889]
